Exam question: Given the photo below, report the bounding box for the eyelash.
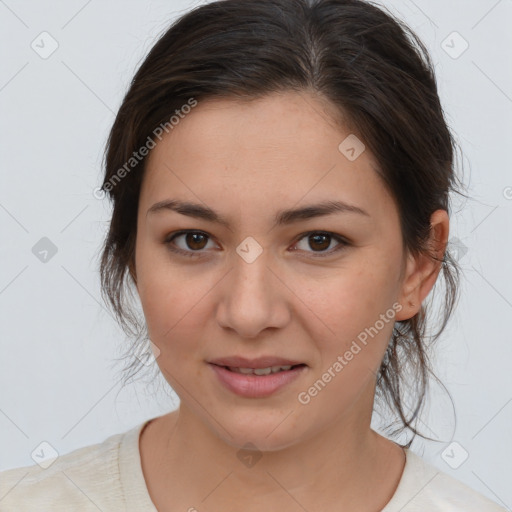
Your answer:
[163,230,350,259]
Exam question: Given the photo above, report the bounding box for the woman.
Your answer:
[0,0,505,510]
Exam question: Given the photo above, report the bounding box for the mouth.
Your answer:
[211,363,307,375]
[208,362,308,398]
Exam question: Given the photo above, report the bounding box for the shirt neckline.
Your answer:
[381,447,440,511]
[119,418,159,512]
[119,418,421,512]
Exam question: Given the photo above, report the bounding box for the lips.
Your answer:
[209,362,307,398]
[208,355,306,369]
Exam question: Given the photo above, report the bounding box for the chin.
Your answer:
[208,407,307,453]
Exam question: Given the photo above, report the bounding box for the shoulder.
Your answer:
[0,429,128,512]
[383,448,507,512]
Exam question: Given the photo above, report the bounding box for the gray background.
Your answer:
[0,0,511,508]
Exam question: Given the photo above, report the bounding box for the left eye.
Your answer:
[291,231,348,256]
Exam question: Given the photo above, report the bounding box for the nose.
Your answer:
[215,249,291,339]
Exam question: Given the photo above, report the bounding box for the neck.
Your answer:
[140,387,406,511]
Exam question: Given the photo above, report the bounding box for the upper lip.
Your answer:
[208,356,305,369]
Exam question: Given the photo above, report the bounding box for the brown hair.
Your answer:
[100,0,465,443]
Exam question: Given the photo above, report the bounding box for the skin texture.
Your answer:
[132,91,449,511]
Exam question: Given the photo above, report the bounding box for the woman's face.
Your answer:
[134,91,415,450]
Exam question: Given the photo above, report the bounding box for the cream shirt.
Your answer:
[0,418,506,511]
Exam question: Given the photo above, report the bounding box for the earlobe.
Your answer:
[395,209,449,321]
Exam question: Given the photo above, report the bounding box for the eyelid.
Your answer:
[164,229,350,258]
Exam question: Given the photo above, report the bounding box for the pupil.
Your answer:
[310,233,330,251]
[187,233,207,250]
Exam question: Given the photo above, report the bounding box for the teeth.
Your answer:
[254,367,272,375]
[274,365,292,372]
[238,367,256,374]
[228,365,294,375]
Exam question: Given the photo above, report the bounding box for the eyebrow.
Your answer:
[146,199,369,228]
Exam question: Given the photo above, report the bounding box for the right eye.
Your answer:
[164,230,218,258]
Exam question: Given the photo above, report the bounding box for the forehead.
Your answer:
[140,91,396,226]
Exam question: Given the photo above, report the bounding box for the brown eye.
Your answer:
[292,231,349,257]
[308,233,331,251]
[183,232,208,250]
[164,230,216,258]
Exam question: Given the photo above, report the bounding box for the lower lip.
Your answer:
[208,364,307,398]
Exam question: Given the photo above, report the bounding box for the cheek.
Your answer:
[293,271,399,413]
[135,244,215,346]
[135,244,182,337]
[302,259,400,359]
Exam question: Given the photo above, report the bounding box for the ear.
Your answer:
[395,209,449,321]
